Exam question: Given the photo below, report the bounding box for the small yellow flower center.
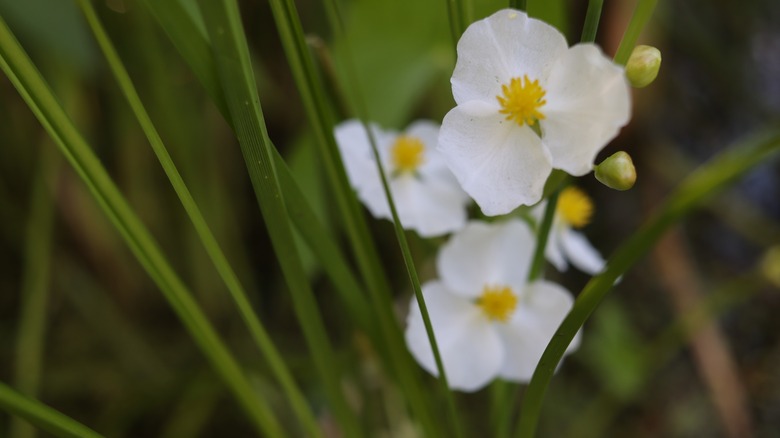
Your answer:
[557,187,594,228]
[391,136,425,173]
[477,285,518,323]
[496,75,547,127]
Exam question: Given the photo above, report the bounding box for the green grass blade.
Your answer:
[10,144,58,438]
[0,382,104,438]
[614,0,658,65]
[515,129,780,438]
[74,1,319,432]
[0,15,282,437]
[580,0,604,43]
[196,1,360,435]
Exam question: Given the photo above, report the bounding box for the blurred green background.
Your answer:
[1,0,779,436]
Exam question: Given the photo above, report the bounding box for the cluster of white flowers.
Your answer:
[334,9,630,391]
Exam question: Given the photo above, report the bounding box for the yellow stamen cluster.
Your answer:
[391,136,425,173]
[557,186,594,228]
[497,75,547,127]
[477,286,518,323]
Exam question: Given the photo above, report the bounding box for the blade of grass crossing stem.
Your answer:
[264,0,440,433]
[320,0,462,436]
[196,1,361,436]
[580,0,604,43]
[515,131,780,438]
[0,382,104,438]
[0,16,283,437]
[141,0,376,341]
[74,2,320,434]
[10,144,58,438]
[614,0,658,65]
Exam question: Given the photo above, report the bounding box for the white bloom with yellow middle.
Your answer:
[335,119,470,237]
[438,9,631,216]
[405,219,579,392]
[538,186,606,275]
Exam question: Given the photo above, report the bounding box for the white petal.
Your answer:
[542,44,631,176]
[561,228,606,275]
[437,220,535,298]
[396,175,468,237]
[405,282,504,392]
[545,222,569,272]
[498,280,576,381]
[452,9,568,105]
[439,101,553,216]
[334,119,381,188]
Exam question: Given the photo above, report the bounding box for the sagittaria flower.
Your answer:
[537,186,606,275]
[438,9,631,216]
[405,220,579,391]
[334,119,469,237]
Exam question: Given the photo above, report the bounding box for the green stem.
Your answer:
[75,1,319,434]
[514,130,780,438]
[0,382,104,438]
[614,0,658,65]
[527,190,560,282]
[511,0,528,12]
[580,0,604,43]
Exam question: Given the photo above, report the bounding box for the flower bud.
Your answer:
[626,45,662,88]
[594,151,636,191]
[761,246,780,288]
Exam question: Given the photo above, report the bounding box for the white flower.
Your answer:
[335,119,469,237]
[438,9,631,216]
[404,220,579,392]
[537,186,606,275]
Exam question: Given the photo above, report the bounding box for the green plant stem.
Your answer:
[527,191,560,282]
[614,0,658,65]
[580,0,604,43]
[0,15,282,437]
[197,1,361,436]
[10,143,58,438]
[515,130,780,438]
[0,382,104,438]
[321,0,462,436]
[74,1,319,434]
[511,0,528,12]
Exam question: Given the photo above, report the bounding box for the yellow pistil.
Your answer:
[557,186,594,228]
[391,136,425,173]
[477,286,518,323]
[496,75,547,127]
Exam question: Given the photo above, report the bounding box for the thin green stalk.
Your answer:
[0,382,104,438]
[580,0,604,43]
[511,0,528,12]
[444,0,467,48]
[263,0,440,433]
[0,15,282,437]
[197,0,360,436]
[515,130,780,438]
[614,0,658,65]
[527,190,560,282]
[10,144,58,438]
[75,1,319,434]
[321,0,462,435]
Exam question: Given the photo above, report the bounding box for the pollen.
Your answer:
[557,186,594,228]
[391,136,425,173]
[496,75,547,127]
[477,285,518,323]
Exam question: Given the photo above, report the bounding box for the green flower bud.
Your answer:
[594,151,637,191]
[626,45,662,88]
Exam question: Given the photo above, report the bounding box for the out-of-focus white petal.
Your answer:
[452,9,568,105]
[439,101,552,216]
[397,175,468,237]
[334,119,381,187]
[405,282,504,392]
[545,222,569,272]
[561,228,606,275]
[437,220,535,298]
[542,44,631,176]
[498,280,576,381]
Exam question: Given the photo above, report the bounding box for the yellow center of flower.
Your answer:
[477,285,518,323]
[557,186,594,228]
[391,136,425,173]
[496,75,547,127]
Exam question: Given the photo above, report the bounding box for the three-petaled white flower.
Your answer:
[438,9,631,216]
[538,186,606,275]
[405,219,579,392]
[335,120,469,237]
